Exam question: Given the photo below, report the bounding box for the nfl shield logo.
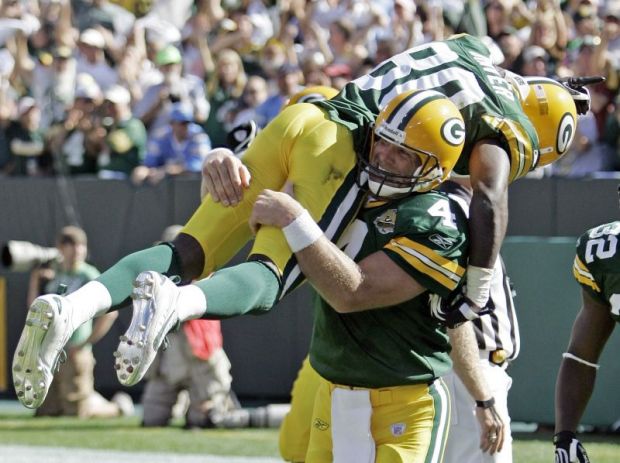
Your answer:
[374,209,397,235]
[391,422,406,436]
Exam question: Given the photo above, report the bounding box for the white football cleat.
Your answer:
[115,271,180,386]
[13,295,75,409]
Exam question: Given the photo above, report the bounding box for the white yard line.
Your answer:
[0,445,283,463]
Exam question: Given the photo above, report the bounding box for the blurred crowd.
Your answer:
[2,0,620,180]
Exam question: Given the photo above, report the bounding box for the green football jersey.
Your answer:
[574,221,620,322]
[309,190,469,388]
[315,34,539,182]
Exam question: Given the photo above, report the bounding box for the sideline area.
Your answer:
[0,445,282,463]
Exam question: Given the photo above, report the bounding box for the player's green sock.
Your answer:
[97,245,174,306]
[193,261,280,318]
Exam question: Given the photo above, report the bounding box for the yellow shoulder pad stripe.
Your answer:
[482,115,536,182]
[385,237,465,290]
[573,256,601,292]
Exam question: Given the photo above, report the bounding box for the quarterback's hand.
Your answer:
[429,292,494,328]
[201,148,251,205]
[554,431,591,463]
[249,189,304,234]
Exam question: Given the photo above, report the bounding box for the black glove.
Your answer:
[554,431,591,463]
[559,76,605,116]
[227,120,258,155]
[429,292,494,329]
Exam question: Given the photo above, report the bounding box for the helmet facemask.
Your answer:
[357,129,443,199]
[355,89,465,200]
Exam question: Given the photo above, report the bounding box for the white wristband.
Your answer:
[562,352,600,370]
[282,209,323,253]
[466,265,494,308]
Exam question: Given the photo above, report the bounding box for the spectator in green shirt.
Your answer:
[96,85,147,179]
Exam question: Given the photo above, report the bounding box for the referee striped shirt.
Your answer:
[440,180,520,364]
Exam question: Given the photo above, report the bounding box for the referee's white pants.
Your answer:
[442,360,513,463]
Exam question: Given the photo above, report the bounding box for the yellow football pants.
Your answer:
[279,357,322,461]
[305,377,451,463]
[182,103,363,296]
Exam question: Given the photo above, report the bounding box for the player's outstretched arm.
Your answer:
[249,189,426,312]
[200,148,251,205]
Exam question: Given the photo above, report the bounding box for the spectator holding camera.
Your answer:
[46,74,104,175]
[132,103,211,185]
[27,225,133,418]
[134,44,209,137]
[95,85,147,179]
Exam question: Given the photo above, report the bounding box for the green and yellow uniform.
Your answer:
[182,34,536,298]
[573,221,620,317]
[316,34,539,182]
[298,190,468,463]
[183,101,365,294]
[196,187,468,461]
[96,35,533,328]
[96,35,536,308]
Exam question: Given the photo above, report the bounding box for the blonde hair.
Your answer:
[207,48,247,98]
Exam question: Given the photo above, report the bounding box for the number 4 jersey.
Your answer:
[310,190,469,388]
[316,34,540,182]
[573,222,620,320]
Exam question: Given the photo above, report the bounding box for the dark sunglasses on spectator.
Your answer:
[606,15,620,23]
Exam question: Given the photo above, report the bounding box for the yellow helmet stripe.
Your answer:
[525,77,566,90]
[572,256,601,292]
[386,237,465,290]
[386,90,445,130]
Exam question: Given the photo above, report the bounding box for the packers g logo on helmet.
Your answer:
[442,118,466,146]
[557,113,576,154]
[521,78,578,167]
[358,89,465,198]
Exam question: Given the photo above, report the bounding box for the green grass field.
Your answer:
[1,411,619,462]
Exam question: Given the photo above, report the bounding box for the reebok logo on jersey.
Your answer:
[391,423,406,436]
[429,234,455,250]
[313,418,330,431]
[374,209,397,235]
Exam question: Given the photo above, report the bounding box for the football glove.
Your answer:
[429,292,495,329]
[554,431,591,463]
[559,76,605,116]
